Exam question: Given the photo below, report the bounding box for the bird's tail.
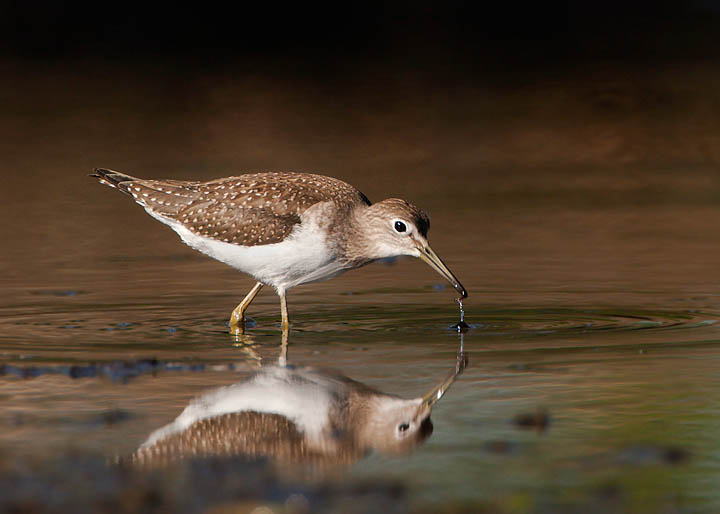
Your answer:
[89,168,140,194]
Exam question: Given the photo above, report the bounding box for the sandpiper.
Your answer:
[91,168,467,333]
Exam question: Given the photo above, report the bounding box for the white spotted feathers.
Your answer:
[92,169,370,247]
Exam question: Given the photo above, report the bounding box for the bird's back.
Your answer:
[93,170,371,246]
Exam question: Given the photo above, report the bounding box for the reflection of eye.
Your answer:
[394,221,407,233]
[398,422,410,432]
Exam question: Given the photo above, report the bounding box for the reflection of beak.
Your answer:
[416,242,468,298]
[420,351,469,410]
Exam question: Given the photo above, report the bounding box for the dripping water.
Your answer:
[452,297,470,333]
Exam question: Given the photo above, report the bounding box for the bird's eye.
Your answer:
[394,221,407,233]
[398,422,410,432]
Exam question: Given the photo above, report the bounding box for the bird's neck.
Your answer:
[340,205,389,264]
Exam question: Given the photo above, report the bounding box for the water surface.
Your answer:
[2,63,720,512]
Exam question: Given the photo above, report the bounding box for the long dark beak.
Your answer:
[416,243,468,298]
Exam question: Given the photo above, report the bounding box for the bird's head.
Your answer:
[356,396,434,455]
[359,198,467,298]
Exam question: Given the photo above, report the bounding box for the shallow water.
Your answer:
[3,62,720,512]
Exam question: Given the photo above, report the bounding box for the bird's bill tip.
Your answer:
[417,245,468,299]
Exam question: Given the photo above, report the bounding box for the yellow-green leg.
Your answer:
[229,282,264,334]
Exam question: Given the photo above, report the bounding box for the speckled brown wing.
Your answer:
[131,411,362,469]
[100,171,371,246]
[132,412,306,466]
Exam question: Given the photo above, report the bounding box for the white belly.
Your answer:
[147,209,347,292]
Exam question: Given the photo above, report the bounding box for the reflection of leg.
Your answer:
[233,334,262,368]
[279,328,289,367]
[231,332,263,368]
[279,291,290,366]
[228,282,264,334]
[279,290,290,333]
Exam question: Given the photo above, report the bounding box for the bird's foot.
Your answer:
[228,312,246,335]
[229,315,258,334]
[228,310,253,335]
[228,322,243,336]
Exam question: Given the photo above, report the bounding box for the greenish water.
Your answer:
[2,62,720,513]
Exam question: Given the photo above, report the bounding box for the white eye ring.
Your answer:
[392,219,411,234]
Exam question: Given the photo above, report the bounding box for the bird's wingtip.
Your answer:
[89,168,138,192]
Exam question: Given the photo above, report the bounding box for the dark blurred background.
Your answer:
[2,0,720,183]
[2,1,719,178]
[2,1,720,71]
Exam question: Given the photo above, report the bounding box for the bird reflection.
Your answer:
[132,343,467,475]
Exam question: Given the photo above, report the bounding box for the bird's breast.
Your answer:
[147,206,349,291]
